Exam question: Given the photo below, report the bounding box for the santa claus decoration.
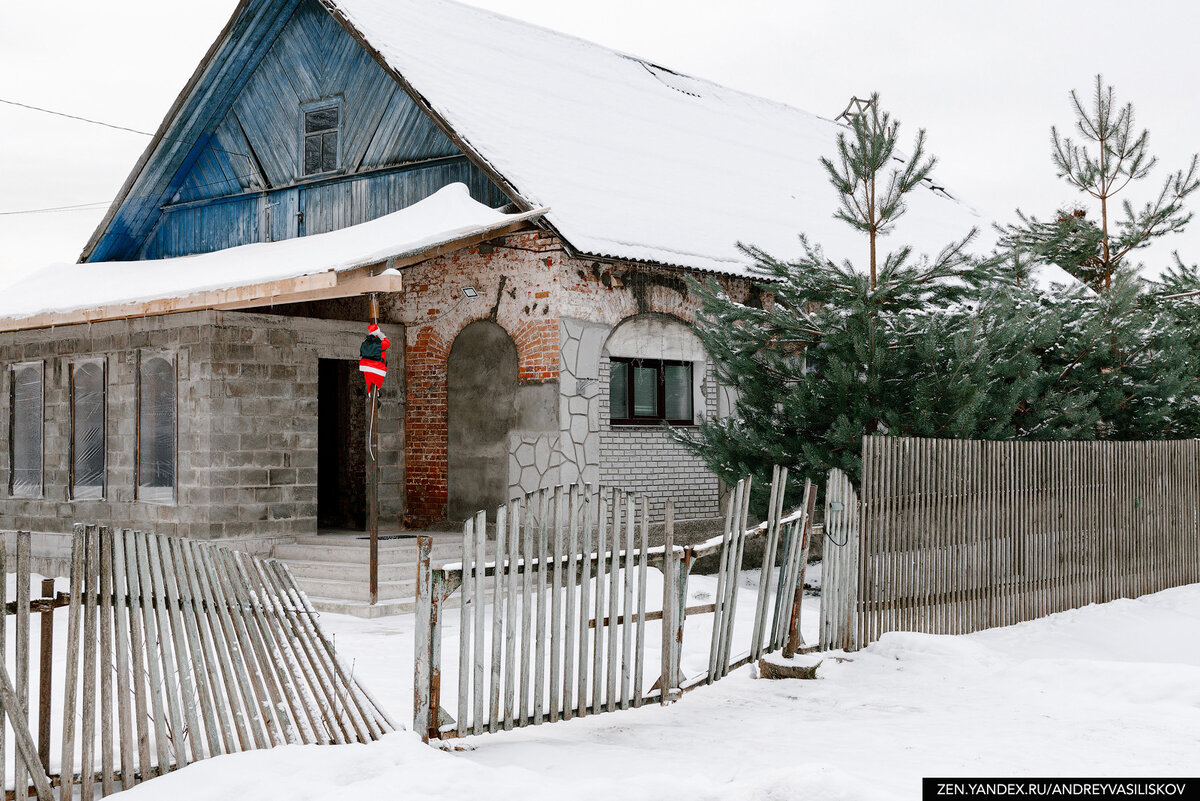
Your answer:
[359,323,390,390]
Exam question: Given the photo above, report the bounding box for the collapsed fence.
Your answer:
[414,468,817,741]
[826,437,1200,647]
[1,526,394,801]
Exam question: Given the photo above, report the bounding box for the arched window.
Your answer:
[604,315,706,426]
[71,361,106,500]
[138,355,176,503]
[9,363,43,498]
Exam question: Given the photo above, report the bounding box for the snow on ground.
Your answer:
[108,576,1200,801]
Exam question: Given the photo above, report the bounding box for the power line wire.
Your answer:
[0,201,111,216]
[0,96,255,161]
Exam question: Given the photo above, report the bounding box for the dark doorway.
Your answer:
[447,321,518,521]
[318,359,367,530]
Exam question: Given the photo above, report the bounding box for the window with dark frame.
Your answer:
[9,362,43,498]
[137,355,177,503]
[303,105,339,176]
[71,361,106,500]
[608,358,694,425]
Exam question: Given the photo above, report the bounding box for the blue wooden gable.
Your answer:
[83,0,510,262]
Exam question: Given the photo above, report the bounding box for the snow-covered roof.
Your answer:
[0,185,542,329]
[329,0,997,277]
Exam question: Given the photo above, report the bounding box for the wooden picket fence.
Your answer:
[820,437,1200,649]
[818,467,859,652]
[413,467,817,741]
[0,526,395,801]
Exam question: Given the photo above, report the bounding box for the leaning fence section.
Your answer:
[1,526,395,801]
[854,437,1200,646]
[414,468,817,741]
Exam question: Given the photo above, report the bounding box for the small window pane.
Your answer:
[609,361,629,419]
[305,107,338,133]
[304,135,322,175]
[664,363,693,421]
[72,362,105,500]
[138,356,176,503]
[632,364,658,417]
[10,364,42,497]
[321,131,338,172]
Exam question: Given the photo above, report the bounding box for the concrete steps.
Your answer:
[271,533,489,618]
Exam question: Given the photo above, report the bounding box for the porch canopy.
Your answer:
[0,184,545,332]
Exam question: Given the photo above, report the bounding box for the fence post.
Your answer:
[659,501,676,705]
[413,536,437,742]
[784,483,817,658]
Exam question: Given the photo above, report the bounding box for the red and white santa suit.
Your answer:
[358,324,391,390]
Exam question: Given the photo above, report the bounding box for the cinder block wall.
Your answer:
[0,310,404,547]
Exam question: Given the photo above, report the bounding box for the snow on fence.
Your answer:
[0,526,395,801]
[825,437,1200,648]
[413,467,816,741]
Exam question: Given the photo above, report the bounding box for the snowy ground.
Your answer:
[105,575,1200,801]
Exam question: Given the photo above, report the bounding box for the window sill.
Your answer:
[609,421,697,428]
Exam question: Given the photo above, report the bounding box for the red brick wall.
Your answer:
[389,231,752,526]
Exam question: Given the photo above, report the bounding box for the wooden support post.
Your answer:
[368,293,381,606]
[414,536,435,742]
[37,578,54,774]
[659,500,675,706]
[784,483,817,658]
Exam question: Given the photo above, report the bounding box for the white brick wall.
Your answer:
[598,358,721,520]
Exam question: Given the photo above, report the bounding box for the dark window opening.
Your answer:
[318,359,366,530]
[138,355,176,503]
[71,361,106,500]
[609,358,694,425]
[9,363,43,498]
[303,106,339,176]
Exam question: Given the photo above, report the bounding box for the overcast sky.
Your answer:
[2,0,1198,288]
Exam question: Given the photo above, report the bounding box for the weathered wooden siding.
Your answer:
[139,159,505,259]
[89,0,509,263]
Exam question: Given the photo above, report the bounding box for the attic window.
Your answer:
[303,105,340,176]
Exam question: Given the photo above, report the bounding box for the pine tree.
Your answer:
[999,75,1200,291]
[677,96,1008,500]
